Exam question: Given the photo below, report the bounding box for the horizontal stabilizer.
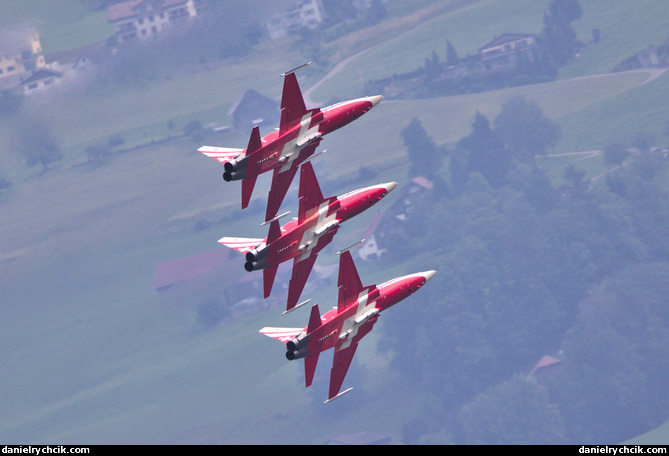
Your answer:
[198,146,244,165]
[306,303,322,334]
[259,327,303,343]
[218,237,263,254]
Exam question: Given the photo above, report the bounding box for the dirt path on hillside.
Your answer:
[540,147,666,184]
[305,51,667,107]
[304,51,667,184]
[550,67,667,89]
[303,0,471,106]
[303,45,379,107]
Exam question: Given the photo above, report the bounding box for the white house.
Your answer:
[108,0,197,43]
[266,0,324,39]
[20,68,63,95]
[0,27,46,90]
[479,33,538,71]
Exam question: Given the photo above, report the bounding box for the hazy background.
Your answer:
[1,0,668,445]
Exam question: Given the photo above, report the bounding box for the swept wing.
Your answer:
[218,237,263,254]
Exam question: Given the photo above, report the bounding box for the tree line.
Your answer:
[369,0,584,98]
[371,97,669,444]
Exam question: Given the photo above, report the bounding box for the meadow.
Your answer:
[1,0,668,444]
[0,0,113,52]
[626,419,669,446]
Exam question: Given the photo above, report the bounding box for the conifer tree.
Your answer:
[446,39,460,66]
[541,0,582,66]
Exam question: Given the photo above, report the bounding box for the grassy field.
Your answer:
[626,419,669,445]
[0,134,415,443]
[4,47,658,186]
[312,0,549,102]
[0,0,112,52]
[3,0,668,178]
[556,69,669,153]
[311,0,669,102]
[559,0,669,79]
[1,0,668,445]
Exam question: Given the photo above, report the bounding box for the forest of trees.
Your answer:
[374,100,669,444]
[4,1,667,443]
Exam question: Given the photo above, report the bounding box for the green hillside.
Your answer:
[626,419,669,446]
[0,0,667,445]
[0,0,112,52]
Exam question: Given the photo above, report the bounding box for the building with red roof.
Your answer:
[528,355,563,379]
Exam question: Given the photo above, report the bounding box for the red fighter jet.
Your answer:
[259,249,436,403]
[198,62,383,223]
[218,161,396,314]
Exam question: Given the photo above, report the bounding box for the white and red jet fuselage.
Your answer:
[219,161,396,313]
[260,250,436,403]
[244,181,396,272]
[288,271,436,359]
[199,63,383,223]
[223,96,383,181]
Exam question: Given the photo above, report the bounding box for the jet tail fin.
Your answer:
[246,125,263,156]
[267,219,282,244]
[279,73,307,135]
[306,303,321,334]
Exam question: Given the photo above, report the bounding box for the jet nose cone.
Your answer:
[422,270,437,282]
[382,182,398,193]
[368,95,384,107]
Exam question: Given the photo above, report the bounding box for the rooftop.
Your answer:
[108,0,191,22]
